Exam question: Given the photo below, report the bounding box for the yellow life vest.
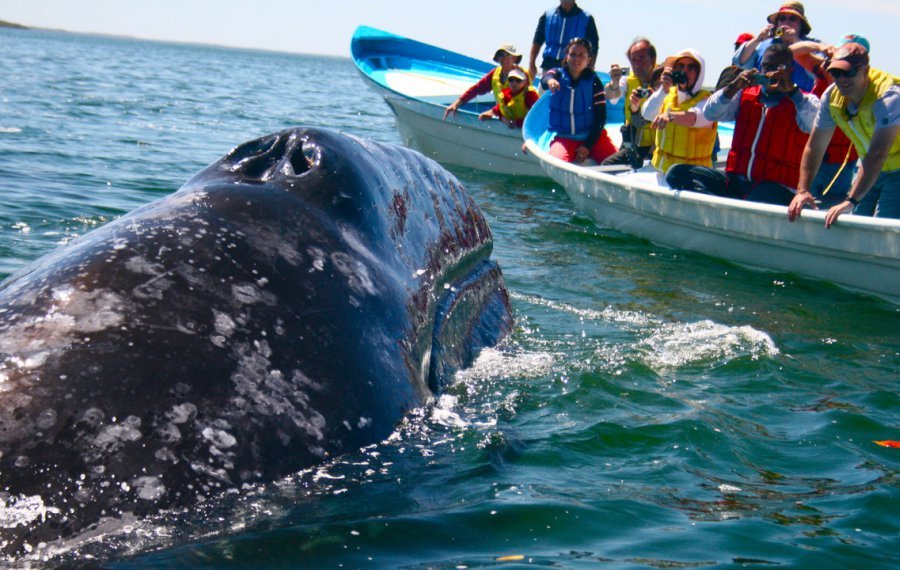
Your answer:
[491,66,530,104]
[625,73,655,148]
[498,86,539,121]
[651,88,718,174]
[829,67,900,172]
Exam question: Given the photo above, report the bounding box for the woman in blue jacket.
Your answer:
[541,38,616,164]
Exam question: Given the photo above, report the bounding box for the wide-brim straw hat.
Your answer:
[494,43,523,64]
[767,2,812,37]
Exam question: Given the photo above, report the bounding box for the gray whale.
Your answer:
[0,127,512,555]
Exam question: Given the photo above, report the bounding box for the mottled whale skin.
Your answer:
[0,127,512,555]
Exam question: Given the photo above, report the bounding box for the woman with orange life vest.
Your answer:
[666,43,820,203]
[541,37,616,164]
[443,43,529,120]
[640,48,718,183]
[478,68,539,128]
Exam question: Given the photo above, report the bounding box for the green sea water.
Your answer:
[0,28,897,569]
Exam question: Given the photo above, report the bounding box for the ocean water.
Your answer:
[1,28,897,569]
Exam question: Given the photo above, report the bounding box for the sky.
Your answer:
[2,0,898,78]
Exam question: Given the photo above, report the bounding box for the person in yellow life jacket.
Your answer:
[602,38,658,167]
[641,49,718,183]
[443,43,529,120]
[479,68,539,128]
[788,41,900,227]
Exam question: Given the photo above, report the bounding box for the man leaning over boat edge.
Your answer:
[787,41,900,227]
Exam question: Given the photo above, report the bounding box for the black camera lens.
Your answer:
[671,70,688,84]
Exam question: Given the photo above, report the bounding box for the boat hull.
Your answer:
[359,77,544,176]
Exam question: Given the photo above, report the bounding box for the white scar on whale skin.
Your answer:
[0,287,127,358]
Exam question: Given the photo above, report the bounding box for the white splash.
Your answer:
[641,320,778,369]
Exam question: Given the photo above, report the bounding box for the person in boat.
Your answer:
[786,34,867,205]
[787,41,900,227]
[443,43,528,120]
[733,2,817,92]
[528,0,598,83]
[666,43,819,204]
[478,68,539,128]
[601,38,658,168]
[640,49,718,182]
[541,37,616,164]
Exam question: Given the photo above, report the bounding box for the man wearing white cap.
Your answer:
[788,41,900,227]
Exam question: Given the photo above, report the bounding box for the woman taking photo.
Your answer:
[541,37,616,164]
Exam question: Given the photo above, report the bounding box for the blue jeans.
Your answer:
[859,169,900,219]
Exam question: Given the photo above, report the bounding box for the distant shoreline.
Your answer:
[0,18,347,59]
[0,19,28,29]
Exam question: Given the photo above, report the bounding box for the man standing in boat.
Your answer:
[666,43,819,203]
[528,0,598,82]
[787,41,900,227]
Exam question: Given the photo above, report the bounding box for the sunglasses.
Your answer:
[777,14,799,22]
[829,66,861,79]
[508,78,525,84]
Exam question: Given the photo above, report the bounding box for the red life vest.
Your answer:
[726,86,809,189]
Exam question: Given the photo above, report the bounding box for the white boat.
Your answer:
[351,25,624,177]
[523,94,900,303]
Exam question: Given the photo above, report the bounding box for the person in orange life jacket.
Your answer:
[602,38,658,167]
[529,0,599,82]
[733,2,817,92]
[786,34,867,206]
[666,43,819,203]
[541,37,616,164]
[443,43,528,120]
[641,49,718,184]
[787,42,900,228]
[479,68,539,128]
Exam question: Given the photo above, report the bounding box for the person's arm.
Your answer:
[787,125,834,221]
[704,69,753,121]
[792,90,820,133]
[444,70,494,119]
[641,87,667,121]
[824,125,900,228]
[541,68,561,91]
[585,15,599,58]
[736,27,771,66]
[529,14,546,80]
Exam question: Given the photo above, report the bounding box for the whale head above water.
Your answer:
[0,127,513,558]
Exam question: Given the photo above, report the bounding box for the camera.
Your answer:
[619,67,630,75]
[670,70,688,84]
[771,27,784,38]
[750,73,770,85]
[634,87,652,98]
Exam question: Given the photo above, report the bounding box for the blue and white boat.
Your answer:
[523,95,900,303]
[351,25,623,177]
